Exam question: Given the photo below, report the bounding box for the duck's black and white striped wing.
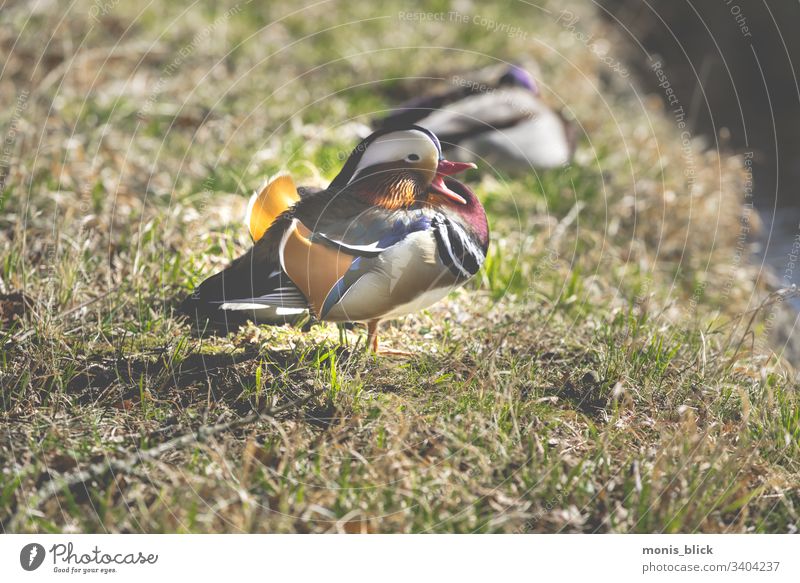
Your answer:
[430,214,486,281]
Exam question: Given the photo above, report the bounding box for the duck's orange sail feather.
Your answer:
[245,174,301,242]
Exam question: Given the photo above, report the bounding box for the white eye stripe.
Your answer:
[349,130,438,183]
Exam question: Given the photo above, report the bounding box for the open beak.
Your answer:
[430,160,476,204]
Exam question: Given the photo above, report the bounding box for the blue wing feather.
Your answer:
[315,214,431,257]
[317,215,433,318]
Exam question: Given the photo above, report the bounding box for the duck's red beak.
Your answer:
[430,160,476,204]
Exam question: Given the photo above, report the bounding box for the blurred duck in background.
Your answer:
[374,64,576,173]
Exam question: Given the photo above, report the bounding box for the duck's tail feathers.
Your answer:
[245,173,300,242]
[179,250,309,334]
[179,291,306,335]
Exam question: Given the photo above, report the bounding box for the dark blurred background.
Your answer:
[597,0,800,318]
[598,0,800,210]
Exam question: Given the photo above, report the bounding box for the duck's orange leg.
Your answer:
[367,320,380,352]
[366,319,412,357]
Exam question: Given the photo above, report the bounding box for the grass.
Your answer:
[1,0,798,533]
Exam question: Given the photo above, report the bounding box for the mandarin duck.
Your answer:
[182,126,489,352]
[375,64,575,171]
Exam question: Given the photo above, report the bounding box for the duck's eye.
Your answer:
[406,153,420,162]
